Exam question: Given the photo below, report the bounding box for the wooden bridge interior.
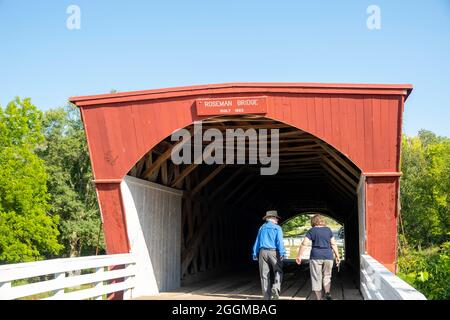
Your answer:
[127,115,362,295]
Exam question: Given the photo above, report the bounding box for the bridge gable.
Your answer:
[71,83,411,181]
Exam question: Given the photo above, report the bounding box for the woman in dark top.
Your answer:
[296,214,340,300]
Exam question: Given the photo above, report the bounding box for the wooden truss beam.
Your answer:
[210,167,245,199]
[223,174,255,202]
[320,163,356,195]
[318,142,360,179]
[189,164,227,197]
[321,156,358,188]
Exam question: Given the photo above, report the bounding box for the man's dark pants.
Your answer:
[258,249,283,300]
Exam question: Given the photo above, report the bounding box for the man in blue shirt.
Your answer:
[252,210,286,300]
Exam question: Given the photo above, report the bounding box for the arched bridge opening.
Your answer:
[122,115,362,297]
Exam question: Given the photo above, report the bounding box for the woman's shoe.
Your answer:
[271,288,280,300]
[325,292,333,300]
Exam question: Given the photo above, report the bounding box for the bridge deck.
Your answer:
[136,264,363,300]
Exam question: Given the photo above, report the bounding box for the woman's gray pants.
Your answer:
[309,259,334,292]
[258,249,283,300]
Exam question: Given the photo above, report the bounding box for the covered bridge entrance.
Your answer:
[70,83,412,299]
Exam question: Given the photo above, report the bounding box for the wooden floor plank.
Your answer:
[330,275,344,300]
[241,278,264,300]
[136,266,363,300]
[280,272,300,296]
[293,274,313,300]
[187,276,247,296]
[281,271,308,299]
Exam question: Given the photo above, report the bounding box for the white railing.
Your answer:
[360,254,426,300]
[0,254,136,300]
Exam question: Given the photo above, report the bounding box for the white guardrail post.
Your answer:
[53,272,66,298]
[360,254,427,300]
[122,263,134,300]
[0,254,136,300]
[94,267,105,300]
[0,281,12,297]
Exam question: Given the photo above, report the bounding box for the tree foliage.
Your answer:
[281,213,343,237]
[38,104,104,257]
[0,98,62,263]
[400,130,449,247]
[399,130,450,299]
[398,241,449,300]
[0,98,104,263]
[281,214,309,237]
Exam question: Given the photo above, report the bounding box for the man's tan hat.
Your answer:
[263,210,281,220]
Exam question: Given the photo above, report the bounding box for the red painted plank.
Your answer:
[330,97,342,154]
[306,96,316,134]
[395,97,404,171]
[380,98,391,170]
[322,97,333,144]
[314,97,324,138]
[363,97,374,171]
[96,183,130,254]
[282,96,293,126]
[342,97,351,157]
[365,176,398,272]
[347,97,358,165]
[354,97,365,169]
[293,96,309,135]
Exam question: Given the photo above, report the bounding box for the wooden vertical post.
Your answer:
[94,182,130,254]
[53,272,66,297]
[0,281,12,299]
[364,175,400,273]
[123,263,134,299]
[94,267,104,300]
[94,182,129,300]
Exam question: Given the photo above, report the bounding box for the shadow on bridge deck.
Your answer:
[135,262,363,300]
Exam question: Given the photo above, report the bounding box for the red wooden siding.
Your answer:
[80,93,406,181]
[71,83,412,273]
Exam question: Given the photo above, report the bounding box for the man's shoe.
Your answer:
[325,292,333,300]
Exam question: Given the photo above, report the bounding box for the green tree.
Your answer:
[398,241,450,300]
[282,214,310,237]
[400,130,450,247]
[426,137,450,237]
[398,129,450,299]
[0,98,62,263]
[39,104,104,257]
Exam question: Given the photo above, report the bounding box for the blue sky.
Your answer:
[1,0,449,136]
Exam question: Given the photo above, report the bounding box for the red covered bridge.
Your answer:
[0,82,427,300]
